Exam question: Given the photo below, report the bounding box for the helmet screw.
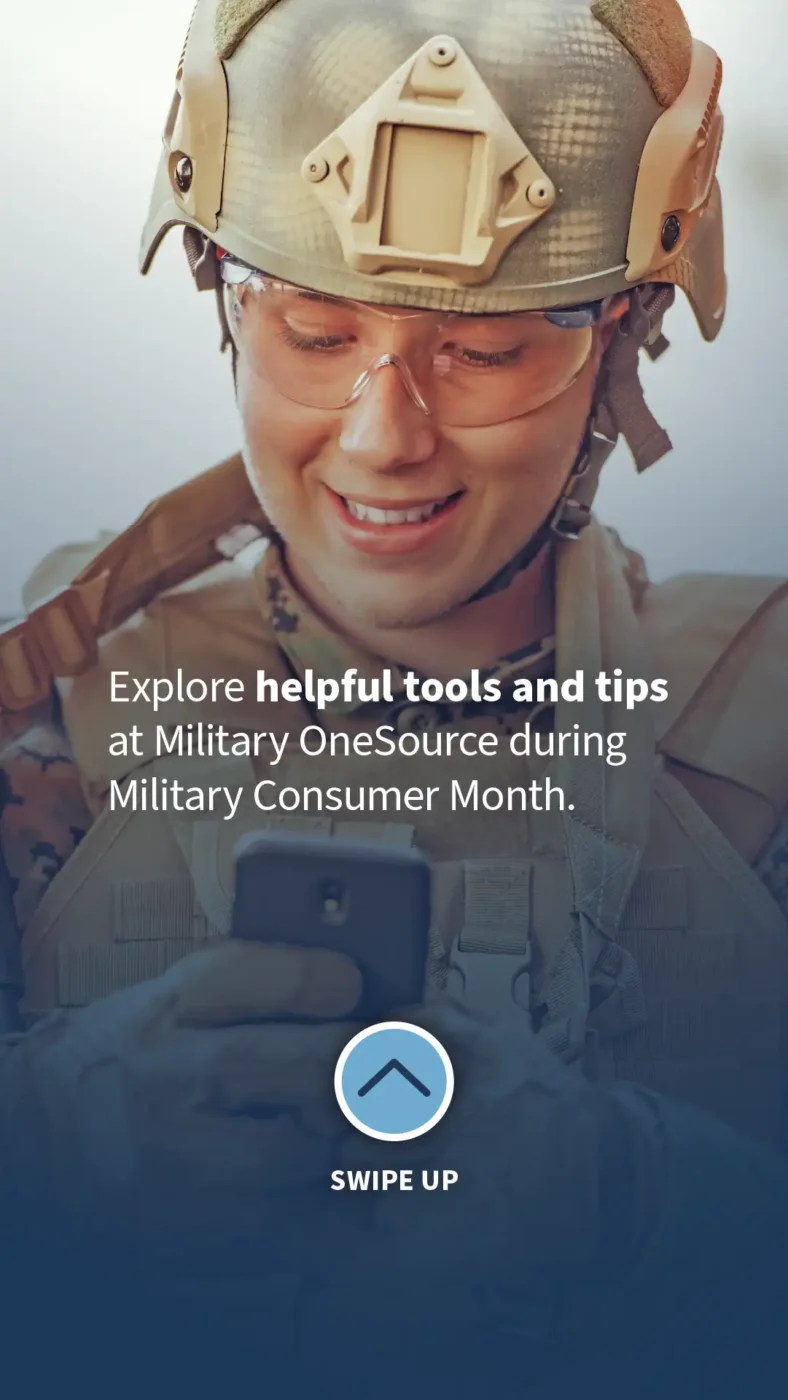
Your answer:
[526,177,555,210]
[302,155,329,183]
[428,37,457,66]
[661,214,681,252]
[174,155,193,193]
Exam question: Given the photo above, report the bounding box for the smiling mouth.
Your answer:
[335,491,464,526]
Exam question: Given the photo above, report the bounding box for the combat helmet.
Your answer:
[141,0,725,528]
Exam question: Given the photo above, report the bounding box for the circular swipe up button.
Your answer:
[334,1021,454,1142]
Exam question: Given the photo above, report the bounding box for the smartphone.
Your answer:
[231,830,431,1018]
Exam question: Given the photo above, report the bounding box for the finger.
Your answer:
[191,1020,359,1113]
[170,941,362,1026]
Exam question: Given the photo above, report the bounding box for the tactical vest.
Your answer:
[14,503,788,1146]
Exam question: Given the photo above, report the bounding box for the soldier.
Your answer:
[1,0,787,1390]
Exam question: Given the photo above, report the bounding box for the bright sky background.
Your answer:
[1,0,786,613]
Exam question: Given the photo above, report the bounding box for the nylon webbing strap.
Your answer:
[600,286,676,473]
[549,425,618,540]
[448,860,532,1013]
[0,453,268,713]
[620,866,689,931]
[57,941,205,1007]
[458,861,531,954]
[112,877,222,942]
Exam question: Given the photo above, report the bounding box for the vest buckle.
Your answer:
[447,936,531,1016]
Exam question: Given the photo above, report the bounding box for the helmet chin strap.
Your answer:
[464,283,676,607]
[464,421,617,605]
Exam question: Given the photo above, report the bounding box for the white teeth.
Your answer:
[344,498,447,525]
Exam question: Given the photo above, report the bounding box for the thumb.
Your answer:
[168,941,362,1026]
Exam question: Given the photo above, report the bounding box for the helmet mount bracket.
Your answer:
[300,35,557,287]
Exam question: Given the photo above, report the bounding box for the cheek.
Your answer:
[235,360,333,508]
[466,369,593,505]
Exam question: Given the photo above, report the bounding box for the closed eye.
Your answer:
[444,343,526,368]
[280,327,356,352]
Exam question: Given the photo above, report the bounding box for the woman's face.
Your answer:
[234,289,621,630]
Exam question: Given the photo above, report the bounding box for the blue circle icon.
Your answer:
[334,1021,454,1141]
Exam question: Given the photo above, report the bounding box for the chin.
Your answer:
[341,580,467,631]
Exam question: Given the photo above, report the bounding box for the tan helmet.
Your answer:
[141,0,725,473]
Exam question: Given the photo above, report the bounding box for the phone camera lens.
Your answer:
[321,880,344,917]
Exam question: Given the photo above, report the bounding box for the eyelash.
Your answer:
[447,345,524,369]
[279,326,525,368]
[280,326,349,352]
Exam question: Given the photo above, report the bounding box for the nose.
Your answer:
[338,361,439,472]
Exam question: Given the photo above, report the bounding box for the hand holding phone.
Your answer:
[232,831,431,1018]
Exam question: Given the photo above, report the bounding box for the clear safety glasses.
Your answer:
[219,254,605,428]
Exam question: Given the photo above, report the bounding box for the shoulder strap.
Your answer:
[0,453,269,713]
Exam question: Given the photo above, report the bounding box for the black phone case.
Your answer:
[232,830,431,1017]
